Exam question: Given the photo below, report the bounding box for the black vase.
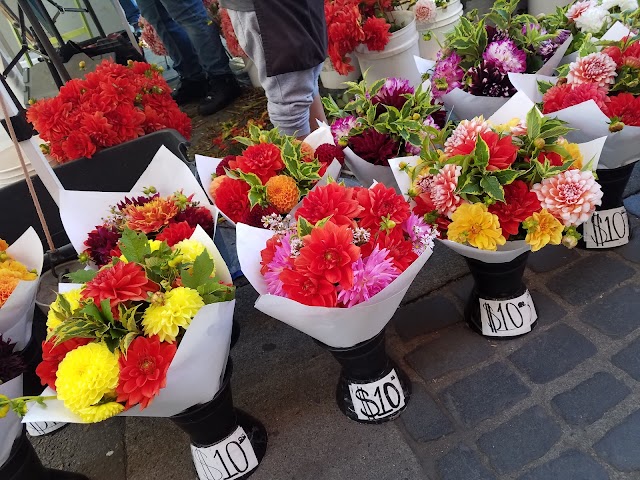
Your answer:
[19,337,43,397]
[464,252,537,339]
[579,164,635,249]
[170,360,267,480]
[317,329,411,424]
[0,429,88,480]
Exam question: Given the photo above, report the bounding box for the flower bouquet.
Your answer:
[424,0,573,120]
[26,60,191,163]
[323,76,442,191]
[412,0,464,61]
[236,181,437,423]
[390,95,605,337]
[510,28,640,248]
[196,125,342,227]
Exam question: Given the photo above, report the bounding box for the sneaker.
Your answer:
[198,74,242,116]
[171,76,209,106]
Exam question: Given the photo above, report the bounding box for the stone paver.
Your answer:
[394,295,462,341]
[508,324,597,384]
[405,323,495,381]
[529,290,566,325]
[517,450,610,480]
[400,382,454,442]
[617,224,640,263]
[477,406,561,474]
[547,255,636,305]
[582,284,640,337]
[594,409,640,472]
[611,337,640,381]
[527,245,580,273]
[441,362,530,427]
[551,372,630,426]
[625,193,640,217]
[436,444,496,480]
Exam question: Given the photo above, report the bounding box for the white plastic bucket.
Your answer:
[0,137,55,187]
[320,55,361,89]
[354,10,422,87]
[417,3,463,60]
[528,0,571,16]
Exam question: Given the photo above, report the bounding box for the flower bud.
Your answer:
[609,121,624,133]
[127,59,134,66]
[78,60,86,69]
[338,138,348,147]
[556,77,567,86]
[0,395,9,418]
[39,144,50,154]
[398,161,408,170]
[533,138,546,150]
[412,113,421,121]
[78,252,89,263]
[259,134,268,143]
[28,98,35,105]
[561,235,578,249]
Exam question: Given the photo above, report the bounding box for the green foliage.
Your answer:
[65,269,97,283]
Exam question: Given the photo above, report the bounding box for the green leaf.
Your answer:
[120,228,151,263]
[459,179,483,195]
[236,171,263,187]
[181,251,215,290]
[100,299,115,324]
[65,269,97,283]
[526,107,542,140]
[493,169,521,185]
[368,78,386,97]
[473,136,490,171]
[315,216,332,228]
[297,216,313,237]
[537,80,555,95]
[121,332,138,354]
[366,104,377,125]
[480,176,505,203]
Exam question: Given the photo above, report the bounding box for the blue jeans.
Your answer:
[137,0,231,80]
[118,0,140,26]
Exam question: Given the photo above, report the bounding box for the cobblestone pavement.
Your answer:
[31,165,640,479]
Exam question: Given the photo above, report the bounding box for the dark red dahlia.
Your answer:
[314,143,345,166]
[246,204,280,228]
[175,206,215,235]
[0,335,25,383]
[216,155,236,176]
[348,129,400,165]
[116,193,159,211]
[467,61,516,97]
[84,225,120,266]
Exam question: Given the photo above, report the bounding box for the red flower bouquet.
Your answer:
[197,126,343,227]
[26,60,191,163]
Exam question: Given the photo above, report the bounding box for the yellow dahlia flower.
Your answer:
[0,260,36,280]
[76,402,124,423]
[170,239,209,267]
[142,287,204,342]
[149,240,162,252]
[47,288,83,332]
[55,343,120,417]
[524,209,563,252]
[448,203,506,251]
[558,138,583,169]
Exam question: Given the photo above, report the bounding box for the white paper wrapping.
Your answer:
[0,375,23,466]
[236,223,433,348]
[59,146,218,256]
[414,35,572,120]
[0,228,43,349]
[343,147,401,192]
[23,226,235,423]
[196,125,342,226]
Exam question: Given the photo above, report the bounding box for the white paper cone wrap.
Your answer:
[23,227,235,423]
[0,228,43,349]
[59,146,218,256]
[196,125,341,227]
[0,375,23,466]
[343,147,400,192]
[236,223,433,348]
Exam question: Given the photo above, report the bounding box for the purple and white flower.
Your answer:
[482,39,527,74]
[371,78,415,110]
[330,115,358,144]
[431,52,465,99]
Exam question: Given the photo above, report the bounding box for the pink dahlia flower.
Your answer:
[337,246,399,308]
[264,233,294,296]
[444,116,492,155]
[331,116,358,143]
[533,170,603,227]
[567,0,595,21]
[431,164,464,218]
[482,39,527,75]
[402,214,436,254]
[567,52,618,89]
[414,0,437,23]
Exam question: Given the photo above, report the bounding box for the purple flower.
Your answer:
[555,29,570,45]
[337,246,399,307]
[467,61,516,97]
[431,52,465,99]
[330,116,358,144]
[402,214,435,255]
[483,39,527,74]
[264,233,294,297]
[521,23,546,36]
[371,78,415,110]
[0,335,25,384]
[485,26,510,43]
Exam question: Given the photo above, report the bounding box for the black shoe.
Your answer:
[198,74,242,116]
[171,76,209,106]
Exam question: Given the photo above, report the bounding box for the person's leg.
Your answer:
[158,0,231,77]
[137,0,208,104]
[118,0,141,27]
[309,66,327,133]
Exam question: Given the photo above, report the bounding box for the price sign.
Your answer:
[191,426,258,480]
[480,290,537,337]
[348,369,406,422]
[27,421,66,436]
[583,207,629,248]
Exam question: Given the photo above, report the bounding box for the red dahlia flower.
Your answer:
[363,229,417,272]
[214,177,251,224]
[156,221,195,246]
[363,16,390,51]
[314,143,345,166]
[357,183,410,232]
[604,93,640,126]
[349,129,400,164]
[36,337,93,390]
[84,225,121,266]
[61,131,96,161]
[82,261,160,311]
[124,197,179,234]
[295,221,360,289]
[295,182,363,227]
[488,180,541,239]
[537,150,564,167]
[216,155,236,176]
[229,143,284,184]
[175,206,215,235]
[116,335,177,409]
[280,268,337,307]
[542,83,609,114]
[413,192,437,217]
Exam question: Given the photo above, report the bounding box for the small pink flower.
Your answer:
[444,117,492,156]
[264,233,294,296]
[533,170,603,227]
[567,0,595,21]
[431,164,464,218]
[567,52,618,90]
[414,0,437,23]
[415,173,435,195]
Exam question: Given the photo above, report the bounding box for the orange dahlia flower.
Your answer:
[124,197,179,234]
[266,175,300,213]
[0,275,20,307]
